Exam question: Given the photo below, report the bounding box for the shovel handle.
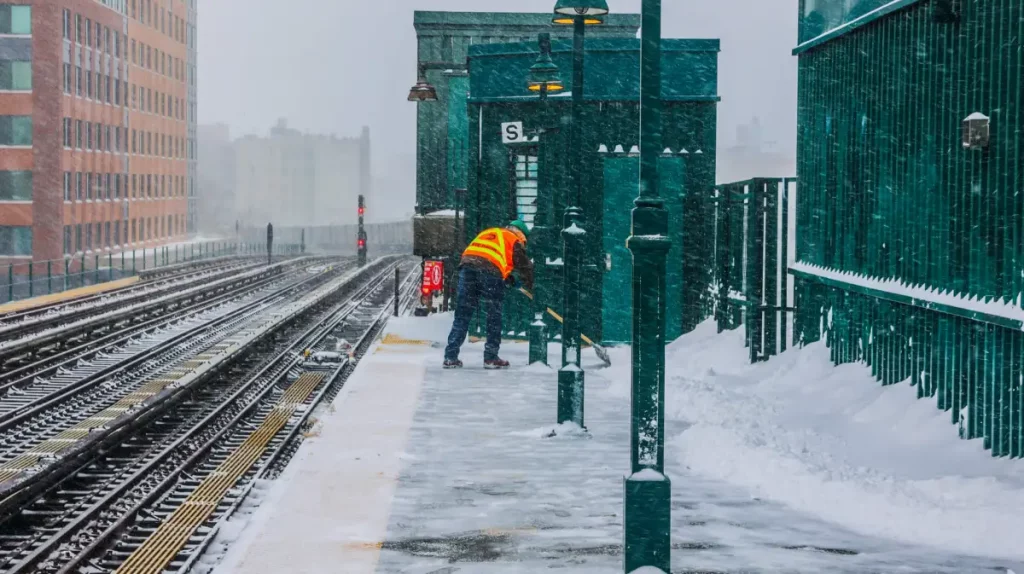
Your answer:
[520,288,599,349]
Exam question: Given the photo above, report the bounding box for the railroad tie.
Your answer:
[113,372,325,574]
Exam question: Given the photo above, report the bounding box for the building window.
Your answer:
[62,9,70,39]
[86,172,93,199]
[113,32,119,57]
[105,125,111,151]
[0,61,32,91]
[62,117,71,147]
[64,171,71,201]
[115,173,121,198]
[0,6,31,35]
[75,172,82,199]
[94,22,101,50]
[63,63,71,93]
[103,27,110,54]
[85,122,92,149]
[64,225,72,254]
[94,223,101,248]
[86,68,92,98]
[131,219,136,242]
[75,65,82,95]
[75,14,81,43]
[104,173,111,199]
[114,220,120,245]
[513,152,539,228]
[75,119,83,148]
[85,18,91,45]
[0,116,32,146]
[0,226,31,256]
[131,174,136,197]
[104,221,110,247]
[114,126,121,151]
[0,170,31,201]
[114,78,121,105]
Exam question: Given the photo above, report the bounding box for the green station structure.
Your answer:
[411,11,720,345]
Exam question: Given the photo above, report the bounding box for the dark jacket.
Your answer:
[461,240,534,291]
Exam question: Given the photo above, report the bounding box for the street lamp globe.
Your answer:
[553,0,609,24]
[528,46,565,93]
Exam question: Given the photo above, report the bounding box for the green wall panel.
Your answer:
[795,0,1024,458]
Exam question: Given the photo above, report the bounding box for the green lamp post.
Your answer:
[623,0,671,572]
[551,0,608,430]
[527,33,564,366]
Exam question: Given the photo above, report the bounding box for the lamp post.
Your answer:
[527,33,565,366]
[624,0,671,571]
[552,0,608,430]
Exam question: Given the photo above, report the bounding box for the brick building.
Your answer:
[0,0,196,267]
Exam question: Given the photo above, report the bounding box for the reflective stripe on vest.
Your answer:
[462,228,522,278]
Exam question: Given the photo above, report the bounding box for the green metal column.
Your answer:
[27,263,32,298]
[624,0,671,571]
[557,15,588,428]
[46,261,52,294]
[6,264,11,302]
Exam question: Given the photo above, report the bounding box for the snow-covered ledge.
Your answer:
[789,261,1024,331]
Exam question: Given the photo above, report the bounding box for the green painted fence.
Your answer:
[714,178,796,363]
[794,0,1024,458]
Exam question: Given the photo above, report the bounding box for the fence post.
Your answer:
[80,253,85,287]
[27,263,32,298]
[94,255,100,284]
[132,250,137,274]
[7,264,13,302]
[191,244,194,261]
[142,249,146,270]
[47,260,52,294]
[64,257,69,291]
[121,250,125,275]
[108,253,113,281]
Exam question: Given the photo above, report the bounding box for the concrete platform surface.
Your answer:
[204,314,1020,574]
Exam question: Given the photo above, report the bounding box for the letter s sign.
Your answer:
[501,121,524,144]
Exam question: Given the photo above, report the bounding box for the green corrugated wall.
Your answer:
[794,0,1024,457]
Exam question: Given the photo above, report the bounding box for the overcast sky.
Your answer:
[198,0,798,214]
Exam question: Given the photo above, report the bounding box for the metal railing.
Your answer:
[1,241,305,306]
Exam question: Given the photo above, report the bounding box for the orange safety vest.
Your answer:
[462,227,524,279]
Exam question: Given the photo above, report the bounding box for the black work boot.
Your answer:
[443,359,463,369]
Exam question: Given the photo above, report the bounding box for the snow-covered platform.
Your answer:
[206,315,1024,574]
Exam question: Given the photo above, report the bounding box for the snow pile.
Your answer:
[383,312,453,344]
[510,421,591,440]
[634,320,1024,562]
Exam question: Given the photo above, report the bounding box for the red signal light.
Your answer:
[358,239,365,247]
[358,207,365,216]
[421,286,431,295]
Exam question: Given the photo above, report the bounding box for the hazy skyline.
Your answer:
[198,0,798,214]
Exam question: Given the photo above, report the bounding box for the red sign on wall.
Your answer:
[422,260,444,294]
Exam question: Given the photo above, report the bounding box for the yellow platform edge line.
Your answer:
[0,276,140,314]
[380,333,433,346]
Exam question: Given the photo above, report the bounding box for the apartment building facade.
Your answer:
[0,0,196,266]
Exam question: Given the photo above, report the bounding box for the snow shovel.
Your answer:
[518,288,612,367]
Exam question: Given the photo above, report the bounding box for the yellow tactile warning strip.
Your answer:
[0,371,191,484]
[0,276,139,314]
[380,333,433,346]
[113,372,325,574]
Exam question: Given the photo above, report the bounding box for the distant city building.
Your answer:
[717,117,796,183]
[0,0,197,265]
[233,119,370,229]
[197,124,235,235]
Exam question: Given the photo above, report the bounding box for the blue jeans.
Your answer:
[444,267,506,361]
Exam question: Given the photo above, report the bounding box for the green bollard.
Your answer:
[121,250,125,275]
[28,263,33,297]
[132,250,137,274]
[6,264,11,302]
[80,253,85,287]
[142,249,146,270]
[529,313,548,365]
[47,260,52,294]
[108,253,113,281]
[94,255,99,284]
[175,245,179,263]
[64,258,70,291]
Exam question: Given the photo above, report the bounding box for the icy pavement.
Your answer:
[208,314,1023,574]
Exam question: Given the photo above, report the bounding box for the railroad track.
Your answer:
[0,258,301,364]
[0,256,416,574]
[0,258,343,395]
[0,257,263,332]
[0,258,325,369]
